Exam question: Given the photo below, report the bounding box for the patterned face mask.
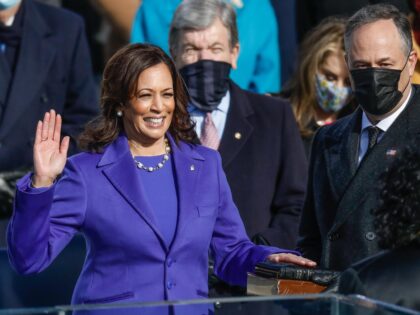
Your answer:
[315,73,351,113]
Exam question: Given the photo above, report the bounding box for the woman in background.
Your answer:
[281,17,354,156]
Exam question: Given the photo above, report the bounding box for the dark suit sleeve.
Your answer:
[60,16,98,154]
[296,128,323,262]
[260,103,308,249]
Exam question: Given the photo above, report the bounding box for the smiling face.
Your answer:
[122,63,175,149]
[173,18,239,69]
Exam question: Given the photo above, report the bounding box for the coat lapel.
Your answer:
[98,134,205,252]
[331,87,420,232]
[0,0,56,137]
[218,81,254,168]
[168,136,204,246]
[324,109,361,201]
[99,135,168,251]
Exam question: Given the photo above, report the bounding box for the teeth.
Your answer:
[145,117,163,124]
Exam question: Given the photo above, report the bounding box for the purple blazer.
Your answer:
[7,134,290,305]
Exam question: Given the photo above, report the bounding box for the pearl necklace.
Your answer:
[132,138,171,172]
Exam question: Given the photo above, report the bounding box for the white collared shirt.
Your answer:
[4,15,15,26]
[0,15,15,53]
[358,87,412,164]
[188,91,230,139]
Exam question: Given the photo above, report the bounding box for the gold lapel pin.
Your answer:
[190,165,195,171]
[234,132,242,140]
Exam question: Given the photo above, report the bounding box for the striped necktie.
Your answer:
[200,112,220,150]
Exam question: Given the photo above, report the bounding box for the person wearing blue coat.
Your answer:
[131,0,280,93]
[7,44,315,306]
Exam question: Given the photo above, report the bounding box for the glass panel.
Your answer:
[0,295,417,315]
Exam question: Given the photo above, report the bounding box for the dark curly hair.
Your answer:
[373,142,420,249]
[79,43,196,152]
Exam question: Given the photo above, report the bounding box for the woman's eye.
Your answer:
[163,93,174,98]
[138,94,151,99]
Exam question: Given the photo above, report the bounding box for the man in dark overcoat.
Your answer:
[298,4,420,270]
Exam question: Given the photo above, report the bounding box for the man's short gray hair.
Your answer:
[344,4,412,56]
[169,0,238,55]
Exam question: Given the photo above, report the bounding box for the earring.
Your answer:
[117,110,123,117]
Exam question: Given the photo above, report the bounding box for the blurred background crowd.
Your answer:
[2,0,419,229]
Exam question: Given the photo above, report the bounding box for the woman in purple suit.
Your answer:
[7,44,315,306]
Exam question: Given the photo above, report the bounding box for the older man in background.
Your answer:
[169,0,307,251]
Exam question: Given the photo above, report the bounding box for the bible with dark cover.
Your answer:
[254,262,341,286]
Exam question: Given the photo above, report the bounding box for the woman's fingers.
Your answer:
[38,110,61,143]
[60,136,70,156]
[267,253,317,267]
[41,111,50,141]
[34,120,43,145]
[48,109,56,140]
[54,113,62,141]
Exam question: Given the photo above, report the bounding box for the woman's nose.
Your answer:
[150,96,164,111]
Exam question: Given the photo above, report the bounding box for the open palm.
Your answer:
[32,109,70,187]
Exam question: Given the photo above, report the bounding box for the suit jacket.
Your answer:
[7,134,285,305]
[0,0,98,171]
[297,85,420,270]
[218,82,307,248]
[338,244,420,311]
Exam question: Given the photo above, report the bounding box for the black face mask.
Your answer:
[350,58,410,116]
[180,60,231,112]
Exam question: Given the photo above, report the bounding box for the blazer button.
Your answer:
[167,281,175,290]
[365,232,376,241]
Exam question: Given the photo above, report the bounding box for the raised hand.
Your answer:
[32,109,70,188]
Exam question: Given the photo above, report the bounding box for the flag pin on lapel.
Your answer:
[386,149,397,157]
[190,165,195,171]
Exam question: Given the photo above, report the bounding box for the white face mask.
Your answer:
[0,0,21,11]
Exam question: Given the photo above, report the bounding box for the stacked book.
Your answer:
[247,262,341,295]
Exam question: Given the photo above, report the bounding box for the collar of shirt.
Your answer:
[188,91,230,139]
[188,91,230,116]
[360,87,412,133]
[357,87,412,164]
[5,15,15,27]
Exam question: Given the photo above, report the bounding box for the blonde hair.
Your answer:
[282,17,347,138]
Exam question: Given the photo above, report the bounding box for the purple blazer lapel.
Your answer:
[98,135,168,251]
[167,134,204,245]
